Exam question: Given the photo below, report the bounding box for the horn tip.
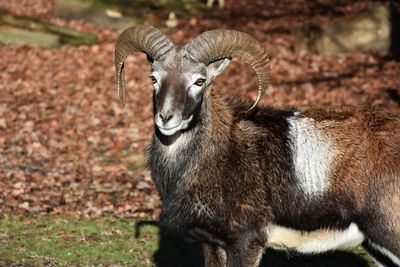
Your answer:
[245,102,259,115]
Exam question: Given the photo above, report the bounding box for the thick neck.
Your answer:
[150,87,235,220]
[150,88,234,184]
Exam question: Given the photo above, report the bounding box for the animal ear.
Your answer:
[207,58,231,80]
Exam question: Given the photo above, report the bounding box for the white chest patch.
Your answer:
[266,223,365,254]
[288,116,337,197]
[162,132,191,157]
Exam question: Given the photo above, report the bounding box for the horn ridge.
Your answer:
[115,25,174,106]
[186,29,270,113]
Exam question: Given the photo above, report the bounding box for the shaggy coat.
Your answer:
[149,93,400,267]
[115,25,400,267]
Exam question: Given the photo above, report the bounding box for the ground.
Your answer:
[0,215,376,266]
[0,0,399,266]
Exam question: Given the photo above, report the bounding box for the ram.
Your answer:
[115,26,400,267]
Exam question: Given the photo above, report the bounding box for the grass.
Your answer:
[0,215,157,266]
[0,215,377,267]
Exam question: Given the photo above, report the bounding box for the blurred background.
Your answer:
[0,0,399,266]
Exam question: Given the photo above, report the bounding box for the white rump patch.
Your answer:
[288,117,337,197]
[266,223,365,254]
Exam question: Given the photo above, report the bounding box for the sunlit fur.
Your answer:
[266,223,365,253]
[148,91,400,267]
[118,29,400,267]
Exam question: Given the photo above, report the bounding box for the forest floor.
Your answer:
[0,0,399,266]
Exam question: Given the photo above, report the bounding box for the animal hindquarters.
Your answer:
[360,178,400,267]
[359,113,400,266]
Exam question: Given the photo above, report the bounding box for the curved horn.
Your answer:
[115,25,174,106]
[186,30,270,114]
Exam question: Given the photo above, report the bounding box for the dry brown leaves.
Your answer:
[0,0,399,219]
[0,0,54,19]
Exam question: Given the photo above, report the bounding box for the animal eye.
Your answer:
[150,75,157,84]
[194,78,205,86]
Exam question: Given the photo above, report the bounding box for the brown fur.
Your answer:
[292,106,400,257]
[150,92,400,266]
[116,26,400,267]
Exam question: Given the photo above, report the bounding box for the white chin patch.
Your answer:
[157,115,193,136]
[158,125,181,136]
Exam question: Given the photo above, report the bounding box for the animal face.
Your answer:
[115,26,269,136]
[150,47,230,136]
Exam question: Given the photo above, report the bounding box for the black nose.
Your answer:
[159,113,173,124]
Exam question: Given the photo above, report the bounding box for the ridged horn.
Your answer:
[115,25,174,106]
[186,29,270,114]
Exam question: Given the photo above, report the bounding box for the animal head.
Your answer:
[115,26,270,136]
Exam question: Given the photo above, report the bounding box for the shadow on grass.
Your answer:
[136,221,370,267]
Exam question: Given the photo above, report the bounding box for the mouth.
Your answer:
[157,124,182,136]
[156,115,193,136]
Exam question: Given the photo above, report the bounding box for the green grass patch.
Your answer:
[0,215,377,267]
[0,215,158,266]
